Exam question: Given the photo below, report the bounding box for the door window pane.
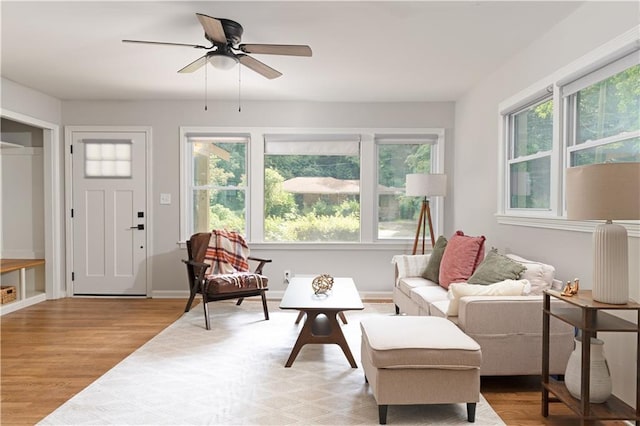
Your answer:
[84,139,132,178]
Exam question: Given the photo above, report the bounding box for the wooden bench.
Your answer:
[1,258,46,303]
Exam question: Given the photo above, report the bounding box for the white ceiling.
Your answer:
[1,1,583,102]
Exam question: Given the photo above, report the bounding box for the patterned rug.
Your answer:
[40,300,505,425]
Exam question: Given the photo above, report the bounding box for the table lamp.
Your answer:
[565,162,640,304]
[405,173,447,254]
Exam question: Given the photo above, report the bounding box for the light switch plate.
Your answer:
[160,193,171,205]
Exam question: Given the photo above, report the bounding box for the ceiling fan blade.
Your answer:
[196,13,227,44]
[238,54,282,79]
[239,44,312,57]
[178,55,209,73]
[123,39,208,49]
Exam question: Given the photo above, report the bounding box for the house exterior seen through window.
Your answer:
[264,135,361,242]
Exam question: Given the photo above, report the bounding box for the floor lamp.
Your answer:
[566,162,640,304]
[406,173,447,255]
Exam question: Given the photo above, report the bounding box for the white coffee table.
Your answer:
[280,276,364,368]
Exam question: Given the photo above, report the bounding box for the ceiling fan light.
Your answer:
[209,54,238,70]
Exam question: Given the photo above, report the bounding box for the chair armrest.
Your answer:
[182,259,211,283]
[182,259,210,270]
[248,256,272,275]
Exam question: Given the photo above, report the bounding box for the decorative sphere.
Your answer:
[312,274,334,295]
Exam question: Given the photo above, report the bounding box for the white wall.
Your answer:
[453,2,639,407]
[0,147,44,258]
[1,77,64,299]
[62,99,455,296]
[1,78,62,125]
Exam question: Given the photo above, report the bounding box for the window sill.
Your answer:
[495,214,640,238]
[177,241,415,251]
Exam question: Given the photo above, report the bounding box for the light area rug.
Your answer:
[40,300,506,426]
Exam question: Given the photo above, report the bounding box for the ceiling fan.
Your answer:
[123,13,312,79]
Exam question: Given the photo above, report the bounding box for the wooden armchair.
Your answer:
[183,231,271,330]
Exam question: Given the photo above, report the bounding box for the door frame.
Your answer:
[64,126,153,297]
[0,108,63,301]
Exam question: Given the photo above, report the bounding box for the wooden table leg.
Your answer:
[284,309,357,368]
[296,310,348,325]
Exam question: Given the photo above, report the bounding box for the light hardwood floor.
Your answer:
[0,298,625,425]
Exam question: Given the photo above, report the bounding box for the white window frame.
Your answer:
[179,128,251,242]
[180,126,446,247]
[496,26,640,237]
[374,131,445,243]
[503,94,556,215]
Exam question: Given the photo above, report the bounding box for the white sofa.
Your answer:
[392,254,574,376]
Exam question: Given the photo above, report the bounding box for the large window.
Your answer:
[263,135,361,242]
[183,133,248,236]
[376,136,436,239]
[498,33,639,228]
[181,127,445,244]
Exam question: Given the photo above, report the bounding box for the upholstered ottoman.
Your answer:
[360,316,482,424]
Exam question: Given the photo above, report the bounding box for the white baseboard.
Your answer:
[0,293,46,316]
[151,290,191,299]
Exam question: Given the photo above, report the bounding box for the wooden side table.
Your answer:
[542,289,640,425]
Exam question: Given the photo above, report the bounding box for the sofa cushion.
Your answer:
[467,248,526,285]
[410,285,449,315]
[422,235,448,283]
[506,254,555,295]
[429,300,459,324]
[446,280,530,316]
[398,277,433,297]
[438,231,486,289]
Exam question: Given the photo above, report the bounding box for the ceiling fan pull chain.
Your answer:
[238,64,242,112]
[204,61,208,111]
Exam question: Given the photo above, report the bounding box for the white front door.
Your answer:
[71,131,147,295]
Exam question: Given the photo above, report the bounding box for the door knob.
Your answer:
[129,224,144,230]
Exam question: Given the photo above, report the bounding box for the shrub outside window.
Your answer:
[263,136,361,242]
[507,98,553,210]
[377,138,433,239]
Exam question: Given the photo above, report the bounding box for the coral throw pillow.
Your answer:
[438,230,486,289]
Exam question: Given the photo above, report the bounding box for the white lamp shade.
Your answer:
[565,162,640,305]
[405,173,447,197]
[566,162,640,220]
[209,54,238,70]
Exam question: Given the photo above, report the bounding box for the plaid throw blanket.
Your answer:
[204,230,250,275]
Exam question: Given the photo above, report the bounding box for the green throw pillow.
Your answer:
[422,235,448,283]
[467,248,526,285]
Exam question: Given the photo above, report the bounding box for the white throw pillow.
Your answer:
[505,254,555,295]
[446,279,530,316]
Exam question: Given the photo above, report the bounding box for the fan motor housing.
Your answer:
[205,18,243,46]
